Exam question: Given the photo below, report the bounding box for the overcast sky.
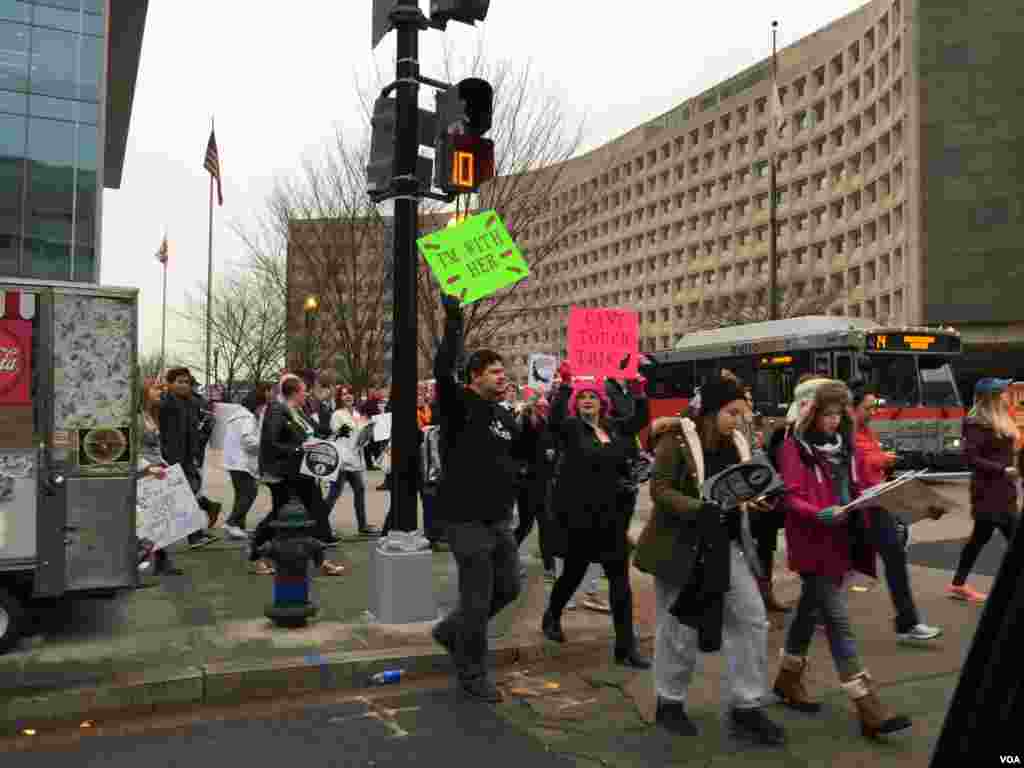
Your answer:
[100,0,869,366]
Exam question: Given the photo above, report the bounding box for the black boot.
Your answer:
[656,697,698,736]
[730,707,786,746]
[541,609,565,643]
[614,644,651,669]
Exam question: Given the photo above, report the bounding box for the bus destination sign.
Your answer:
[866,332,960,354]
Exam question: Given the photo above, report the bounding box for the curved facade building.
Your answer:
[499,0,1024,384]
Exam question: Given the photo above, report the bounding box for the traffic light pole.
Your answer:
[388,0,423,533]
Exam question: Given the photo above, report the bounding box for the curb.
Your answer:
[0,630,654,734]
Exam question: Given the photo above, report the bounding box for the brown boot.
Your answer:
[840,671,912,739]
[772,652,822,713]
[759,577,792,613]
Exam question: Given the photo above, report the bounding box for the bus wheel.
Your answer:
[0,587,26,654]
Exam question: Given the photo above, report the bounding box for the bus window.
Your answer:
[919,357,961,407]
[868,355,919,406]
[649,361,695,398]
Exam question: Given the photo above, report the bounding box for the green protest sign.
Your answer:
[416,210,529,305]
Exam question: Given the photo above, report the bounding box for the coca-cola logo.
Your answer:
[0,324,27,399]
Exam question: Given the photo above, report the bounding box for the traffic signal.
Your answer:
[434,78,495,196]
[366,96,439,200]
[429,0,489,29]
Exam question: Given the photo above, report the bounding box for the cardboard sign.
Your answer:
[0,318,31,405]
[527,353,557,390]
[300,440,341,483]
[416,210,529,305]
[567,307,640,380]
[136,463,206,550]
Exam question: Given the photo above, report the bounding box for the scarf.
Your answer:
[807,430,850,505]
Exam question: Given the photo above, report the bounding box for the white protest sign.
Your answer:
[136,464,206,550]
[371,413,392,442]
[300,440,342,483]
[527,353,557,390]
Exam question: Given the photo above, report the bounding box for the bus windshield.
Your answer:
[918,357,961,407]
[865,354,961,407]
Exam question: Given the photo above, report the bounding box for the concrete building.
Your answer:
[0,0,148,283]
[495,0,1024,384]
[286,211,452,378]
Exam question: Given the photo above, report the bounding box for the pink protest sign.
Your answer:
[567,307,640,380]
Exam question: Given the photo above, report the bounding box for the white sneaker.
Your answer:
[224,525,249,540]
[896,623,942,644]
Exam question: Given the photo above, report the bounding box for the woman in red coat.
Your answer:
[948,378,1020,602]
[772,379,911,741]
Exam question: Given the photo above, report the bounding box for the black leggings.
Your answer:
[953,518,1017,585]
[227,470,259,528]
[548,556,636,652]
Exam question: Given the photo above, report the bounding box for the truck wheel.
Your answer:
[0,587,26,654]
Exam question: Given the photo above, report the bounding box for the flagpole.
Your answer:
[769,20,780,321]
[206,173,213,390]
[161,257,167,372]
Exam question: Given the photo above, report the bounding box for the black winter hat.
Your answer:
[699,374,747,416]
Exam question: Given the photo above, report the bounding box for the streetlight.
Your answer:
[304,295,319,369]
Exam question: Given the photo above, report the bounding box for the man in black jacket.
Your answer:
[160,367,217,550]
[430,294,535,703]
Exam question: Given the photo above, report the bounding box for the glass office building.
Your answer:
[0,0,146,284]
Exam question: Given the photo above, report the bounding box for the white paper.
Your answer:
[371,413,392,442]
[527,353,558,390]
[136,464,206,550]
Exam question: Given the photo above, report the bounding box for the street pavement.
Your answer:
[0,459,1011,765]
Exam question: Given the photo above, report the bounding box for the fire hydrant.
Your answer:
[257,498,325,628]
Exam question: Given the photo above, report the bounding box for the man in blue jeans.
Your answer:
[850,380,942,644]
[430,294,537,702]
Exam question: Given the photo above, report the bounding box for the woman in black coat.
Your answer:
[541,363,651,668]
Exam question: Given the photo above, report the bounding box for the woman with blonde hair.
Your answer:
[137,377,182,576]
[948,378,1020,602]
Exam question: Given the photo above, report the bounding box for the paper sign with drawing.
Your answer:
[136,464,206,550]
[416,210,529,305]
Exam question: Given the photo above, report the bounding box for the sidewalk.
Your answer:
[0,460,986,754]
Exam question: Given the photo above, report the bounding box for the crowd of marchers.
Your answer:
[135,306,1018,748]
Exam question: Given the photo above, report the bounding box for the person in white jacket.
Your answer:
[223,386,270,540]
[325,386,379,536]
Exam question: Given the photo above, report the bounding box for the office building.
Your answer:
[496,0,1023,382]
[0,0,147,283]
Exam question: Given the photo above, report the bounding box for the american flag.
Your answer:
[156,235,168,265]
[204,128,223,206]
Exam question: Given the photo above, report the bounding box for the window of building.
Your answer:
[737,105,749,125]
[704,121,715,140]
[814,65,826,91]
[794,76,807,100]
[830,89,843,114]
[831,53,844,79]
[755,96,767,115]
[720,113,731,133]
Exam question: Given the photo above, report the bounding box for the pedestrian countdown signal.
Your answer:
[447,134,495,193]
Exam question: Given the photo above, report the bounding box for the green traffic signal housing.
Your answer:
[429,0,490,28]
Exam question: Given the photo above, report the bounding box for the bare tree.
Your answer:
[358,40,613,366]
[176,267,288,400]
[235,131,393,396]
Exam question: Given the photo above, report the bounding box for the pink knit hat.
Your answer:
[568,381,610,417]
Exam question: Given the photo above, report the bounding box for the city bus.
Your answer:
[641,316,965,470]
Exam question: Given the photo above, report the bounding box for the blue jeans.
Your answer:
[324,471,367,530]
[785,572,862,679]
